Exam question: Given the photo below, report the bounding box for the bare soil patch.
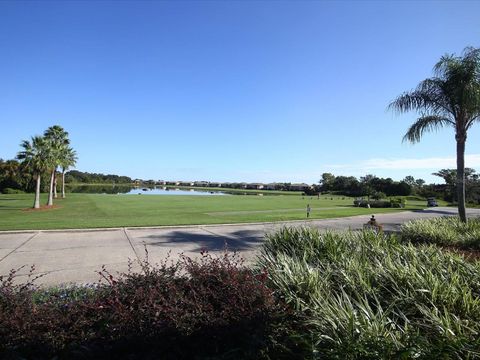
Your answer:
[441,245,480,261]
[22,205,62,212]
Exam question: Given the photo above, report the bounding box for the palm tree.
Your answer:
[44,125,70,206]
[16,136,50,209]
[59,147,77,198]
[389,47,480,222]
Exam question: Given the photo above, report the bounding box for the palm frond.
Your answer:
[437,47,480,76]
[402,115,453,144]
[417,78,456,115]
[434,53,457,77]
[388,78,454,117]
[388,91,424,114]
[467,115,480,130]
[16,136,51,173]
[59,147,78,170]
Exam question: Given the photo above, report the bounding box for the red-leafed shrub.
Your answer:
[0,251,286,359]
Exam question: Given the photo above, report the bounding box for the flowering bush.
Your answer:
[0,251,283,359]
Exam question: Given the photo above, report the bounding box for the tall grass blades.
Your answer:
[401,217,480,249]
[258,227,480,359]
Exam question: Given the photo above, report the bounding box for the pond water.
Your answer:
[125,187,229,196]
[66,185,229,196]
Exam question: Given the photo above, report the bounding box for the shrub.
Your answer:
[1,187,25,194]
[258,227,480,359]
[371,191,386,200]
[401,216,480,249]
[0,252,283,359]
[353,199,392,208]
[390,197,407,208]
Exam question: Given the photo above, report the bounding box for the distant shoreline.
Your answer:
[66,183,304,196]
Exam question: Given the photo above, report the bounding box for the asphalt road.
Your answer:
[1,207,479,286]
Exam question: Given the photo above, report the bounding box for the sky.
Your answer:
[1,0,480,185]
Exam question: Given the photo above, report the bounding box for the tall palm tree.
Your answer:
[389,47,480,222]
[16,136,50,209]
[59,147,77,198]
[44,125,70,206]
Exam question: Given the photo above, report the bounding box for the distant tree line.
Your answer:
[318,173,413,198]
[422,168,480,205]
[1,165,133,196]
[4,159,479,205]
[65,170,132,184]
[0,159,31,193]
[318,170,480,205]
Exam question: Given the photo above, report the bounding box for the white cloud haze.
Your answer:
[329,154,480,171]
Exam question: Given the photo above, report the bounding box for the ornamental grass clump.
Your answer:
[0,251,281,359]
[258,227,480,359]
[401,216,480,249]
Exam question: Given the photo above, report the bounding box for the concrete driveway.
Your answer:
[1,207,479,286]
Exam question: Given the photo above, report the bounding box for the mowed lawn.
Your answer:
[0,193,428,231]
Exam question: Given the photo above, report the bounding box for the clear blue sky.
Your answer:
[1,0,479,184]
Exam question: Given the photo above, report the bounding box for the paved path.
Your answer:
[1,207,479,286]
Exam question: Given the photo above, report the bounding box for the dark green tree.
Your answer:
[0,159,24,192]
[319,173,336,192]
[433,168,478,203]
[415,178,425,188]
[403,176,416,187]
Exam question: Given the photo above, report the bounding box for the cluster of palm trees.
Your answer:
[390,46,480,223]
[17,125,77,209]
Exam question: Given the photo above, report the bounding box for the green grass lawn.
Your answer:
[0,193,429,231]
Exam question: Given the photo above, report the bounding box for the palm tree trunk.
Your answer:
[54,172,58,198]
[456,137,467,223]
[34,174,41,209]
[47,169,55,206]
[62,169,66,198]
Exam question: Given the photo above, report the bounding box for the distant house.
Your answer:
[166,181,180,186]
[194,181,209,188]
[246,183,265,190]
[180,181,194,187]
[156,180,166,186]
[265,183,276,190]
[290,183,311,191]
[209,182,222,187]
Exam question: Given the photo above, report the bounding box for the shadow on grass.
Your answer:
[139,229,264,252]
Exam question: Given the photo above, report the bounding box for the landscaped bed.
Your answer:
[2,227,479,359]
[0,252,285,359]
[400,216,480,250]
[260,227,480,359]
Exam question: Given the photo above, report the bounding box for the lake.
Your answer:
[66,185,229,196]
[126,187,229,196]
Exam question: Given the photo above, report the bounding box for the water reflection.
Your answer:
[66,185,133,194]
[66,185,228,196]
[126,187,228,196]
